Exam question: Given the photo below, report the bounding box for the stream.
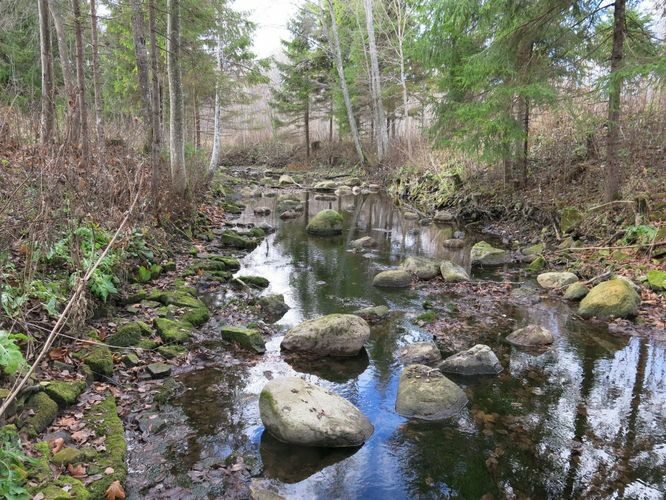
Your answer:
[127,180,666,499]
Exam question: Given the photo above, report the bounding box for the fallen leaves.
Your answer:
[67,463,87,478]
[105,480,126,500]
[49,437,65,454]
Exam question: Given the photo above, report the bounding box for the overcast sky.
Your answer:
[232,0,305,58]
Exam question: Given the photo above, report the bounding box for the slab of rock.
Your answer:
[335,186,353,197]
[281,314,370,357]
[278,175,296,186]
[442,239,464,249]
[564,282,589,300]
[401,256,440,280]
[353,305,390,323]
[471,241,509,266]
[439,344,502,375]
[350,236,377,249]
[254,206,271,216]
[440,261,470,282]
[403,211,419,220]
[373,269,412,288]
[221,325,266,353]
[259,377,373,447]
[256,294,290,323]
[306,209,344,236]
[537,271,578,289]
[399,342,442,365]
[433,210,455,223]
[506,325,554,347]
[395,365,468,420]
[313,180,337,191]
[146,362,172,379]
[314,194,337,201]
[578,279,641,319]
[279,210,300,220]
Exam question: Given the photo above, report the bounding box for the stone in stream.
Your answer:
[256,294,290,323]
[279,210,300,220]
[306,209,344,236]
[221,230,259,250]
[564,282,589,300]
[373,269,412,288]
[536,271,578,289]
[440,261,470,282]
[350,236,377,250]
[335,186,353,197]
[221,325,266,353]
[439,344,502,375]
[403,211,419,220]
[234,275,270,289]
[368,183,380,191]
[314,180,337,191]
[399,342,442,365]
[433,210,455,223]
[254,206,271,216]
[278,175,296,186]
[395,364,468,420]
[146,362,172,379]
[154,318,193,343]
[578,279,641,319]
[314,194,337,201]
[506,324,554,347]
[281,314,370,357]
[276,195,304,213]
[401,256,441,280]
[419,218,432,226]
[471,241,509,266]
[259,377,374,447]
[346,177,361,186]
[442,239,464,249]
[353,305,390,323]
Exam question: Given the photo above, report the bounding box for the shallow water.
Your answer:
[147,187,666,498]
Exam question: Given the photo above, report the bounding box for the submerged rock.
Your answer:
[506,324,554,347]
[256,294,290,323]
[306,209,344,236]
[471,241,509,266]
[439,344,502,375]
[259,377,373,447]
[564,282,589,300]
[353,305,390,323]
[395,364,468,420]
[401,256,440,280]
[221,325,266,353]
[578,279,641,319]
[281,314,370,357]
[440,261,470,282]
[537,271,578,289]
[373,269,412,288]
[350,236,377,249]
[399,342,442,365]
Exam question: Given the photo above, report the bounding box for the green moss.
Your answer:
[157,345,186,359]
[559,206,583,234]
[52,447,82,465]
[182,307,209,326]
[107,321,151,347]
[19,393,58,437]
[82,395,126,499]
[220,325,266,353]
[154,290,206,309]
[579,279,641,319]
[235,275,270,289]
[123,352,141,366]
[136,338,158,350]
[306,209,344,236]
[43,380,86,408]
[221,231,258,250]
[526,255,547,273]
[154,318,193,343]
[76,347,113,379]
[154,378,182,405]
[416,310,438,324]
[646,270,666,291]
[31,475,89,500]
[246,227,265,238]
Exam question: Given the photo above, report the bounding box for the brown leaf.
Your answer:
[49,437,65,454]
[105,480,126,500]
[48,348,67,361]
[67,463,87,478]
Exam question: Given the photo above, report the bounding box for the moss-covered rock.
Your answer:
[646,270,666,291]
[559,206,583,234]
[155,318,193,343]
[522,243,545,256]
[76,347,113,379]
[52,447,82,466]
[122,352,140,366]
[43,380,86,409]
[146,362,172,379]
[526,255,547,273]
[373,269,412,288]
[136,338,159,350]
[153,290,206,309]
[19,392,58,437]
[306,209,344,236]
[401,256,440,280]
[471,241,509,266]
[255,294,290,323]
[578,279,641,319]
[235,275,270,289]
[221,325,266,353]
[32,475,89,500]
[440,261,470,282]
[82,395,126,500]
[157,345,186,359]
[564,282,589,300]
[107,320,151,347]
[182,307,210,326]
[221,231,259,250]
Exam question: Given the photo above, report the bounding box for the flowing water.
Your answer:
[130,184,666,499]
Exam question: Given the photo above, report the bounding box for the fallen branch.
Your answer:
[0,169,144,419]
[588,200,635,212]
[555,241,664,252]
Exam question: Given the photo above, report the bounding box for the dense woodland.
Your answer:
[0,0,665,498]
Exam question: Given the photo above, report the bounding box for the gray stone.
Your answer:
[259,377,373,447]
[256,294,290,323]
[373,269,412,288]
[281,314,370,357]
[401,256,441,280]
[350,236,377,249]
[440,261,470,282]
[433,210,455,223]
[506,325,554,347]
[399,342,442,365]
[442,239,464,249]
[278,175,296,186]
[471,241,509,266]
[353,305,390,323]
[439,344,502,375]
[564,282,589,300]
[146,363,172,379]
[395,364,468,420]
[254,206,271,216]
[537,271,578,289]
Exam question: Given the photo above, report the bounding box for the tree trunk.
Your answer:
[49,0,78,143]
[194,93,201,151]
[148,0,162,208]
[209,18,223,171]
[72,0,89,164]
[38,0,54,144]
[605,0,626,202]
[90,0,104,145]
[363,0,388,161]
[130,0,152,150]
[515,95,529,188]
[324,0,364,165]
[167,0,188,196]
[328,94,333,142]
[305,97,310,159]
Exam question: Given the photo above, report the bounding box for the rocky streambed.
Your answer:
[123,167,665,499]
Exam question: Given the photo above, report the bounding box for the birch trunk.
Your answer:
[130,0,152,150]
[90,0,104,145]
[167,0,188,196]
[209,22,223,171]
[72,0,89,163]
[38,0,54,144]
[363,0,388,161]
[324,0,364,165]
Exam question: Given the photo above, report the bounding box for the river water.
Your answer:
[134,185,666,499]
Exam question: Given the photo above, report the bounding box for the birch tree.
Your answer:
[90,0,104,145]
[209,13,224,171]
[38,0,54,144]
[363,0,388,161]
[72,0,89,163]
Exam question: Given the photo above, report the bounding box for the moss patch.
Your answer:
[75,347,113,379]
[306,209,344,236]
[19,392,58,437]
[235,275,270,289]
[154,318,193,343]
[221,231,259,249]
[43,380,86,408]
[646,269,666,291]
[107,320,151,347]
[181,307,209,327]
[157,345,186,359]
[220,325,266,353]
